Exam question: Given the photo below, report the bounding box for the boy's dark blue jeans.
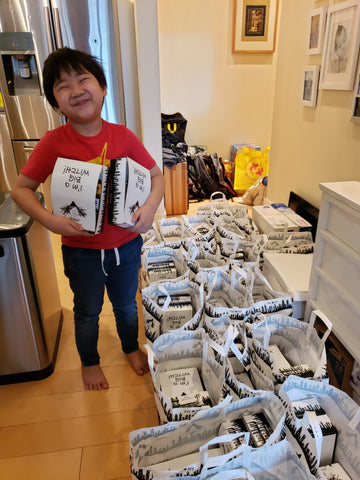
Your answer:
[62,235,143,367]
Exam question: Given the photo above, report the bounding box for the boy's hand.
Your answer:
[46,214,93,236]
[127,203,156,234]
[126,164,165,234]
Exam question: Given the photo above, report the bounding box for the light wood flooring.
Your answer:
[0,237,160,479]
[0,199,218,480]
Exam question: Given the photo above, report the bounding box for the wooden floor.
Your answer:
[0,237,159,479]
[0,198,218,480]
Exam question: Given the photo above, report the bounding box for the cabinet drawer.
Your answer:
[316,232,360,299]
[326,201,360,254]
[311,275,359,362]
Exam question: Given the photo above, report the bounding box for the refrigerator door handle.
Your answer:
[52,8,64,49]
[44,6,55,52]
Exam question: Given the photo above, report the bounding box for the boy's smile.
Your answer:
[53,68,107,135]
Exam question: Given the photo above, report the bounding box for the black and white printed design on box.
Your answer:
[51,157,108,234]
[51,156,150,233]
[108,157,151,228]
[278,375,360,479]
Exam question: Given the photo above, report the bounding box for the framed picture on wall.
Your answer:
[302,66,320,107]
[232,0,279,52]
[307,7,327,54]
[320,0,360,90]
[351,74,360,123]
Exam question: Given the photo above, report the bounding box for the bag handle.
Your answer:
[199,431,250,469]
[205,324,236,358]
[188,243,200,262]
[204,269,218,300]
[252,315,271,349]
[143,343,155,371]
[230,328,248,364]
[308,309,332,352]
[156,285,172,311]
[210,469,256,480]
[210,191,227,205]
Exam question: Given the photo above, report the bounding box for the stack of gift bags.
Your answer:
[129,192,360,480]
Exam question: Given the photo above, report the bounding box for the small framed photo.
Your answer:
[320,0,360,90]
[302,65,320,107]
[307,7,327,54]
[232,0,279,53]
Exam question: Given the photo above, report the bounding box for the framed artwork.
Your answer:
[307,7,327,54]
[351,74,360,123]
[302,66,320,107]
[320,0,360,90]
[232,0,279,52]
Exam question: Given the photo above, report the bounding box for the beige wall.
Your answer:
[269,0,360,208]
[157,0,278,161]
[157,0,360,209]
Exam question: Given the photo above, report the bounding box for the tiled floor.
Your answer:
[0,197,244,479]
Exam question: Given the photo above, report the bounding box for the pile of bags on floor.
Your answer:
[129,193,360,480]
[161,112,237,201]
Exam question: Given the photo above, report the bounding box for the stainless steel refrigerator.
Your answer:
[0,0,133,179]
[0,0,144,384]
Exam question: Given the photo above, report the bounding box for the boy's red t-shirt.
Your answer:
[21,120,156,249]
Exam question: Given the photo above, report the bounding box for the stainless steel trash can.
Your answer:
[0,191,62,384]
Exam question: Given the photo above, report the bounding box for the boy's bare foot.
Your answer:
[81,365,109,390]
[126,349,149,376]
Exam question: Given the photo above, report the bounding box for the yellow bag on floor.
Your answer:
[234,147,270,194]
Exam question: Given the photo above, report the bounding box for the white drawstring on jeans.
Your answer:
[101,248,120,276]
[114,247,120,266]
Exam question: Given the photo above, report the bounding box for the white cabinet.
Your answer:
[305,181,360,363]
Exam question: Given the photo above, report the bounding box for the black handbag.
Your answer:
[161,112,188,143]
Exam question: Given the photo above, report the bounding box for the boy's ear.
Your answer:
[103,87,107,97]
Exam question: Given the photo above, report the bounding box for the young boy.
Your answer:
[11,47,165,391]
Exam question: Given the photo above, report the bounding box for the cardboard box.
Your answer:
[159,367,204,399]
[150,447,222,471]
[268,345,313,378]
[292,397,326,419]
[269,344,292,370]
[271,203,312,231]
[303,411,337,466]
[279,364,313,378]
[158,293,193,331]
[51,157,108,234]
[243,412,272,447]
[252,205,299,235]
[319,462,352,480]
[171,391,212,408]
[52,156,151,232]
[235,371,254,389]
[147,260,177,282]
[164,161,188,215]
[218,418,248,454]
[108,157,151,228]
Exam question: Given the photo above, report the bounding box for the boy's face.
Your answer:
[53,68,107,127]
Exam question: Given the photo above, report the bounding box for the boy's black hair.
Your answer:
[43,47,107,109]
